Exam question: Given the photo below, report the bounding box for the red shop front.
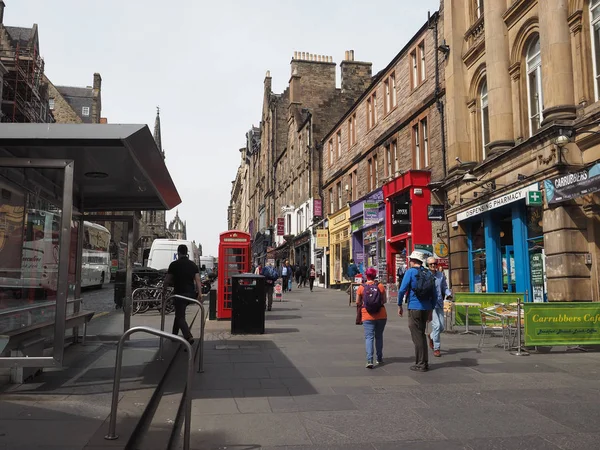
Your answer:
[382,171,432,283]
[217,230,251,320]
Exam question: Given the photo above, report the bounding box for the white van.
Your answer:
[147,239,198,270]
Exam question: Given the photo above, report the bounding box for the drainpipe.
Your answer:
[432,10,452,286]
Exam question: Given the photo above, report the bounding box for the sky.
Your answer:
[7,0,440,256]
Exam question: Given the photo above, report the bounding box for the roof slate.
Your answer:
[5,26,33,47]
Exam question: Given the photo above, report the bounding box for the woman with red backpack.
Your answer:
[356,267,387,369]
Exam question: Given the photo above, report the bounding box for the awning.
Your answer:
[0,124,181,211]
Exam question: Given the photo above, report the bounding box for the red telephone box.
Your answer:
[217,230,251,320]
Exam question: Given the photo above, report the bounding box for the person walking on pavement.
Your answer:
[426,257,452,357]
[357,267,387,368]
[281,260,290,292]
[300,260,308,287]
[347,259,360,280]
[163,244,202,345]
[254,263,262,275]
[397,251,435,372]
[261,262,279,311]
[308,264,316,292]
[295,264,302,289]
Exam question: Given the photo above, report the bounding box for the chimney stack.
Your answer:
[340,50,372,96]
[0,1,5,26]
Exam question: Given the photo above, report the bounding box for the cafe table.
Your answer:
[454,302,481,335]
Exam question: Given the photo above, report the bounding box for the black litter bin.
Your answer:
[231,273,266,335]
[113,269,126,309]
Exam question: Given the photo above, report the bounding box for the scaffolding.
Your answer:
[1,42,51,123]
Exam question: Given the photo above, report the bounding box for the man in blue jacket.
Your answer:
[397,251,435,372]
[427,257,452,357]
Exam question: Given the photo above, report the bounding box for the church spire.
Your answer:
[154,106,164,159]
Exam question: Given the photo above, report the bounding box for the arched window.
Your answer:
[480,80,490,158]
[526,35,543,135]
[590,0,600,100]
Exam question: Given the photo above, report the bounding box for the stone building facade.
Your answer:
[443,0,600,302]
[322,13,447,287]
[228,147,250,232]
[248,52,372,274]
[168,209,186,240]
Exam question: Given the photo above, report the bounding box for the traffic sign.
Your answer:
[526,191,543,206]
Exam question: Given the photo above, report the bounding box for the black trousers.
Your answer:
[309,278,315,291]
[282,275,289,292]
[408,309,430,368]
[172,294,193,340]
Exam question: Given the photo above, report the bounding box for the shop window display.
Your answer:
[470,219,486,292]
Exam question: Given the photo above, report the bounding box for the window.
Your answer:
[348,114,356,148]
[391,139,398,175]
[383,72,397,115]
[82,106,90,117]
[329,188,334,214]
[410,41,426,89]
[391,73,397,108]
[367,92,378,129]
[386,144,392,177]
[49,98,55,110]
[368,153,378,191]
[591,0,600,100]
[412,117,430,169]
[419,42,426,82]
[526,35,543,135]
[422,119,429,167]
[337,181,343,209]
[351,170,358,201]
[480,80,490,158]
[384,79,391,114]
[385,140,399,178]
[329,139,334,165]
[336,130,342,157]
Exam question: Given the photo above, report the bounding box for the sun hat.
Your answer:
[408,250,426,264]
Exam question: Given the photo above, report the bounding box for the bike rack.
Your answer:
[159,294,206,373]
[132,287,173,304]
[104,326,194,450]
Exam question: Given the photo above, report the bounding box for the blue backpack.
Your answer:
[362,283,383,314]
[262,266,278,282]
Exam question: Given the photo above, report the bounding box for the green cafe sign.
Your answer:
[524,302,600,346]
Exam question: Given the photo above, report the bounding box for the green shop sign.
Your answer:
[524,302,600,346]
[453,292,524,326]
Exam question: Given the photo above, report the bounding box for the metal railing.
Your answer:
[104,326,195,450]
[160,294,206,373]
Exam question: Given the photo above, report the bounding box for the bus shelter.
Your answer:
[0,124,180,372]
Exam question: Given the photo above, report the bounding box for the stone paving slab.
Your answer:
[175,287,600,449]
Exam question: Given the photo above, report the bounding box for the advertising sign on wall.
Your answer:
[316,229,329,248]
[391,193,411,236]
[277,218,285,236]
[313,199,323,218]
[363,202,379,225]
[544,162,600,204]
[524,302,600,346]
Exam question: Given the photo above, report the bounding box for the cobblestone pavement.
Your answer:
[80,284,117,315]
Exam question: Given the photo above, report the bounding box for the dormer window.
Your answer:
[82,106,90,117]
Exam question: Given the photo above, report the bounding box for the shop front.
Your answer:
[293,230,311,268]
[349,189,386,282]
[328,206,351,288]
[456,183,544,301]
[382,171,432,283]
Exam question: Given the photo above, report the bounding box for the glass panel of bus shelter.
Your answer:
[0,168,73,338]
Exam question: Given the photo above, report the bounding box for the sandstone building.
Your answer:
[246,52,372,276]
[322,13,447,287]
[443,0,600,302]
